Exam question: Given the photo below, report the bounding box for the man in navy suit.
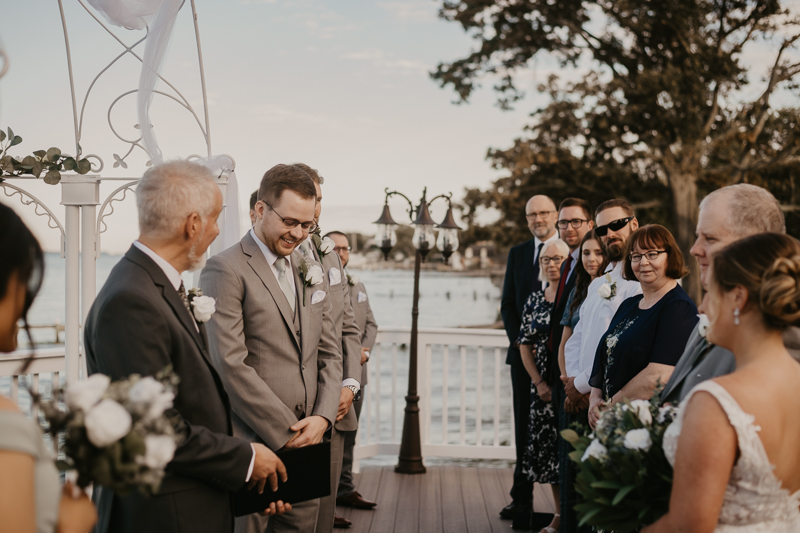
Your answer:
[499,194,558,519]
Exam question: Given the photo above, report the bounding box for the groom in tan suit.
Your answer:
[200,164,342,533]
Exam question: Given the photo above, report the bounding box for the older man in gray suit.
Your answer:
[326,231,379,515]
[200,164,342,533]
[661,184,800,404]
[290,164,364,532]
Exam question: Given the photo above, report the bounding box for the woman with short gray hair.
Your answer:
[516,238,570,533]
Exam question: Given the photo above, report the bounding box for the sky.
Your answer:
[0,0,542,254]
[1,1,798,254]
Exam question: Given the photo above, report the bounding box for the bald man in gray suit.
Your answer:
[662,184,800,404]
[201,165,341,533]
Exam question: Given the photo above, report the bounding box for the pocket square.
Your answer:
[357,291,367,303]
[311,290,327,305]
[328,267,342,286]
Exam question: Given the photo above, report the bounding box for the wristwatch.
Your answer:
[344,384,361,402]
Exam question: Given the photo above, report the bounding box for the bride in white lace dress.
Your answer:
[642,233,800,533]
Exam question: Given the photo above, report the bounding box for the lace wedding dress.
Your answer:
[663,381,800,532]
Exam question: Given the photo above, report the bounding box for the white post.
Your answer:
[62,176,101,385]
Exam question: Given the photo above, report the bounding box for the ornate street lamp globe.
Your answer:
[373,203,398,260]
[436,206,461,261]
[412,199,437,258]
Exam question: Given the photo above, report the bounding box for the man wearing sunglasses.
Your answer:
[500,194,559,520]
[200,164,342,533]
[563,199,642,423]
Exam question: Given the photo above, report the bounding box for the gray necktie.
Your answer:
[275,257,296,313]
[300,240,313,258]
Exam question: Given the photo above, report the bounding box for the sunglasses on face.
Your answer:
[595,216,634,237]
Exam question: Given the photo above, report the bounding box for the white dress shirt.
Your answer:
[564,261,642,394]
[133,240,257,481]
[565,247,580,281]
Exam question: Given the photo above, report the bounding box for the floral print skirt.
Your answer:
[522,341,559,485]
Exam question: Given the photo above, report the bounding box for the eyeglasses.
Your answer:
[264,201,317,233]
[526,210,556,219]
[630,250,667,263]
[334,246,351,252]
[557,218,591,230]
[541,255,564,265]
[595,216,634,237]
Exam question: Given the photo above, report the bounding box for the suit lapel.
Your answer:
[125,246,212,364]
[241,233,301,351]
[521,239,535,297]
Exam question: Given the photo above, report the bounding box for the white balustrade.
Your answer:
[1,328,515,465]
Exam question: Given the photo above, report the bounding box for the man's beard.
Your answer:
[605,239,625,262]
[187,226,208,272]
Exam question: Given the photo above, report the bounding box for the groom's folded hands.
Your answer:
[284,415,328,449]
[259,500,292,517]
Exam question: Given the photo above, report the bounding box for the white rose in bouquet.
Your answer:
[85,399,132,447]
[306,264,324,286]
[130,377,175,422]
[66,373,110,413]
[139,434,177,470]
[191,295,216,323]
[319,236,336,255]
[629,399,653,426]
[623,428,653,451]
[581,439,608,462]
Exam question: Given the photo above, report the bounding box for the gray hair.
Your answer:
[136,160,220,238]
[539,239,570,282]
[699,184,785,237]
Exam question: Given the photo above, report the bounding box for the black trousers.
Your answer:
[559,402,591,533]
[509,357,534,503]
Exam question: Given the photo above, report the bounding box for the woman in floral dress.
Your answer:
[517,239,570,533]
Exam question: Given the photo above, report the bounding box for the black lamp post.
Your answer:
[372,187,461,474]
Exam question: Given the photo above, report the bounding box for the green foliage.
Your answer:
[563,392,677,532]
[434,0,800,297]
[0,127,92,184]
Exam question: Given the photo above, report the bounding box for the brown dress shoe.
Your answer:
[333,515,352,529]
[336,491,377,509]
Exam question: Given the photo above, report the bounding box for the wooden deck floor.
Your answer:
[337,466,556,533]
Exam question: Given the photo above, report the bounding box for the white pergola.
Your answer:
[1,0,237,387]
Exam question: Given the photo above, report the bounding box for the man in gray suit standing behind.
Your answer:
[326,231,379,517]
[661,183,800,404]
[200,164,342,533]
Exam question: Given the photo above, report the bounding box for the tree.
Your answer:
[433,0,800,300]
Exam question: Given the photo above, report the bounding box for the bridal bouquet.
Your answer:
[561,393,677,532]
[38,367,183,495]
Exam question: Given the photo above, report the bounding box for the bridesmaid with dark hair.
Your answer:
[0,203,97,533]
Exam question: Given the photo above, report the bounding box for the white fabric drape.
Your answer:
[198,155,242,251]
[87,0,183,164]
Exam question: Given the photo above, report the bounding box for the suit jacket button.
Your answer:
[302,364,306,370]
[296,403,303,411]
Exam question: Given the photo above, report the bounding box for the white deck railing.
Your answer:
[0,328,514,464]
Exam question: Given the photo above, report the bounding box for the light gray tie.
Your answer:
[300,240,313,258]
[275,257,296,313]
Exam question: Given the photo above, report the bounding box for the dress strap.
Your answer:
[682,381,770,469]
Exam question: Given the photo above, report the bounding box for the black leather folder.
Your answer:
[233,440,331,516]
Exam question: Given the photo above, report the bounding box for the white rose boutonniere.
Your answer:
[597,273,617,300]
[311,233,335,257]
[346,270,358,287]
[187,288,215,323]
[697,313,710,339]
[298,259,324,305]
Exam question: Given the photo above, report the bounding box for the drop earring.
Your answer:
[734,308,740,325]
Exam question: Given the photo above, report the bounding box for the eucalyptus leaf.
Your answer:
[44,169,61,185]
[33,150,46,158]
[63,157,77,171]
[77,158,92,174]
[10,135,22,147]
[32,162,44,177]
[0,130,5,142]
[46,147,61,161]
[21,155,36,167]
[560,428,580,443]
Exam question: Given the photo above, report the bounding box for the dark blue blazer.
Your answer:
[501,239,542,365]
